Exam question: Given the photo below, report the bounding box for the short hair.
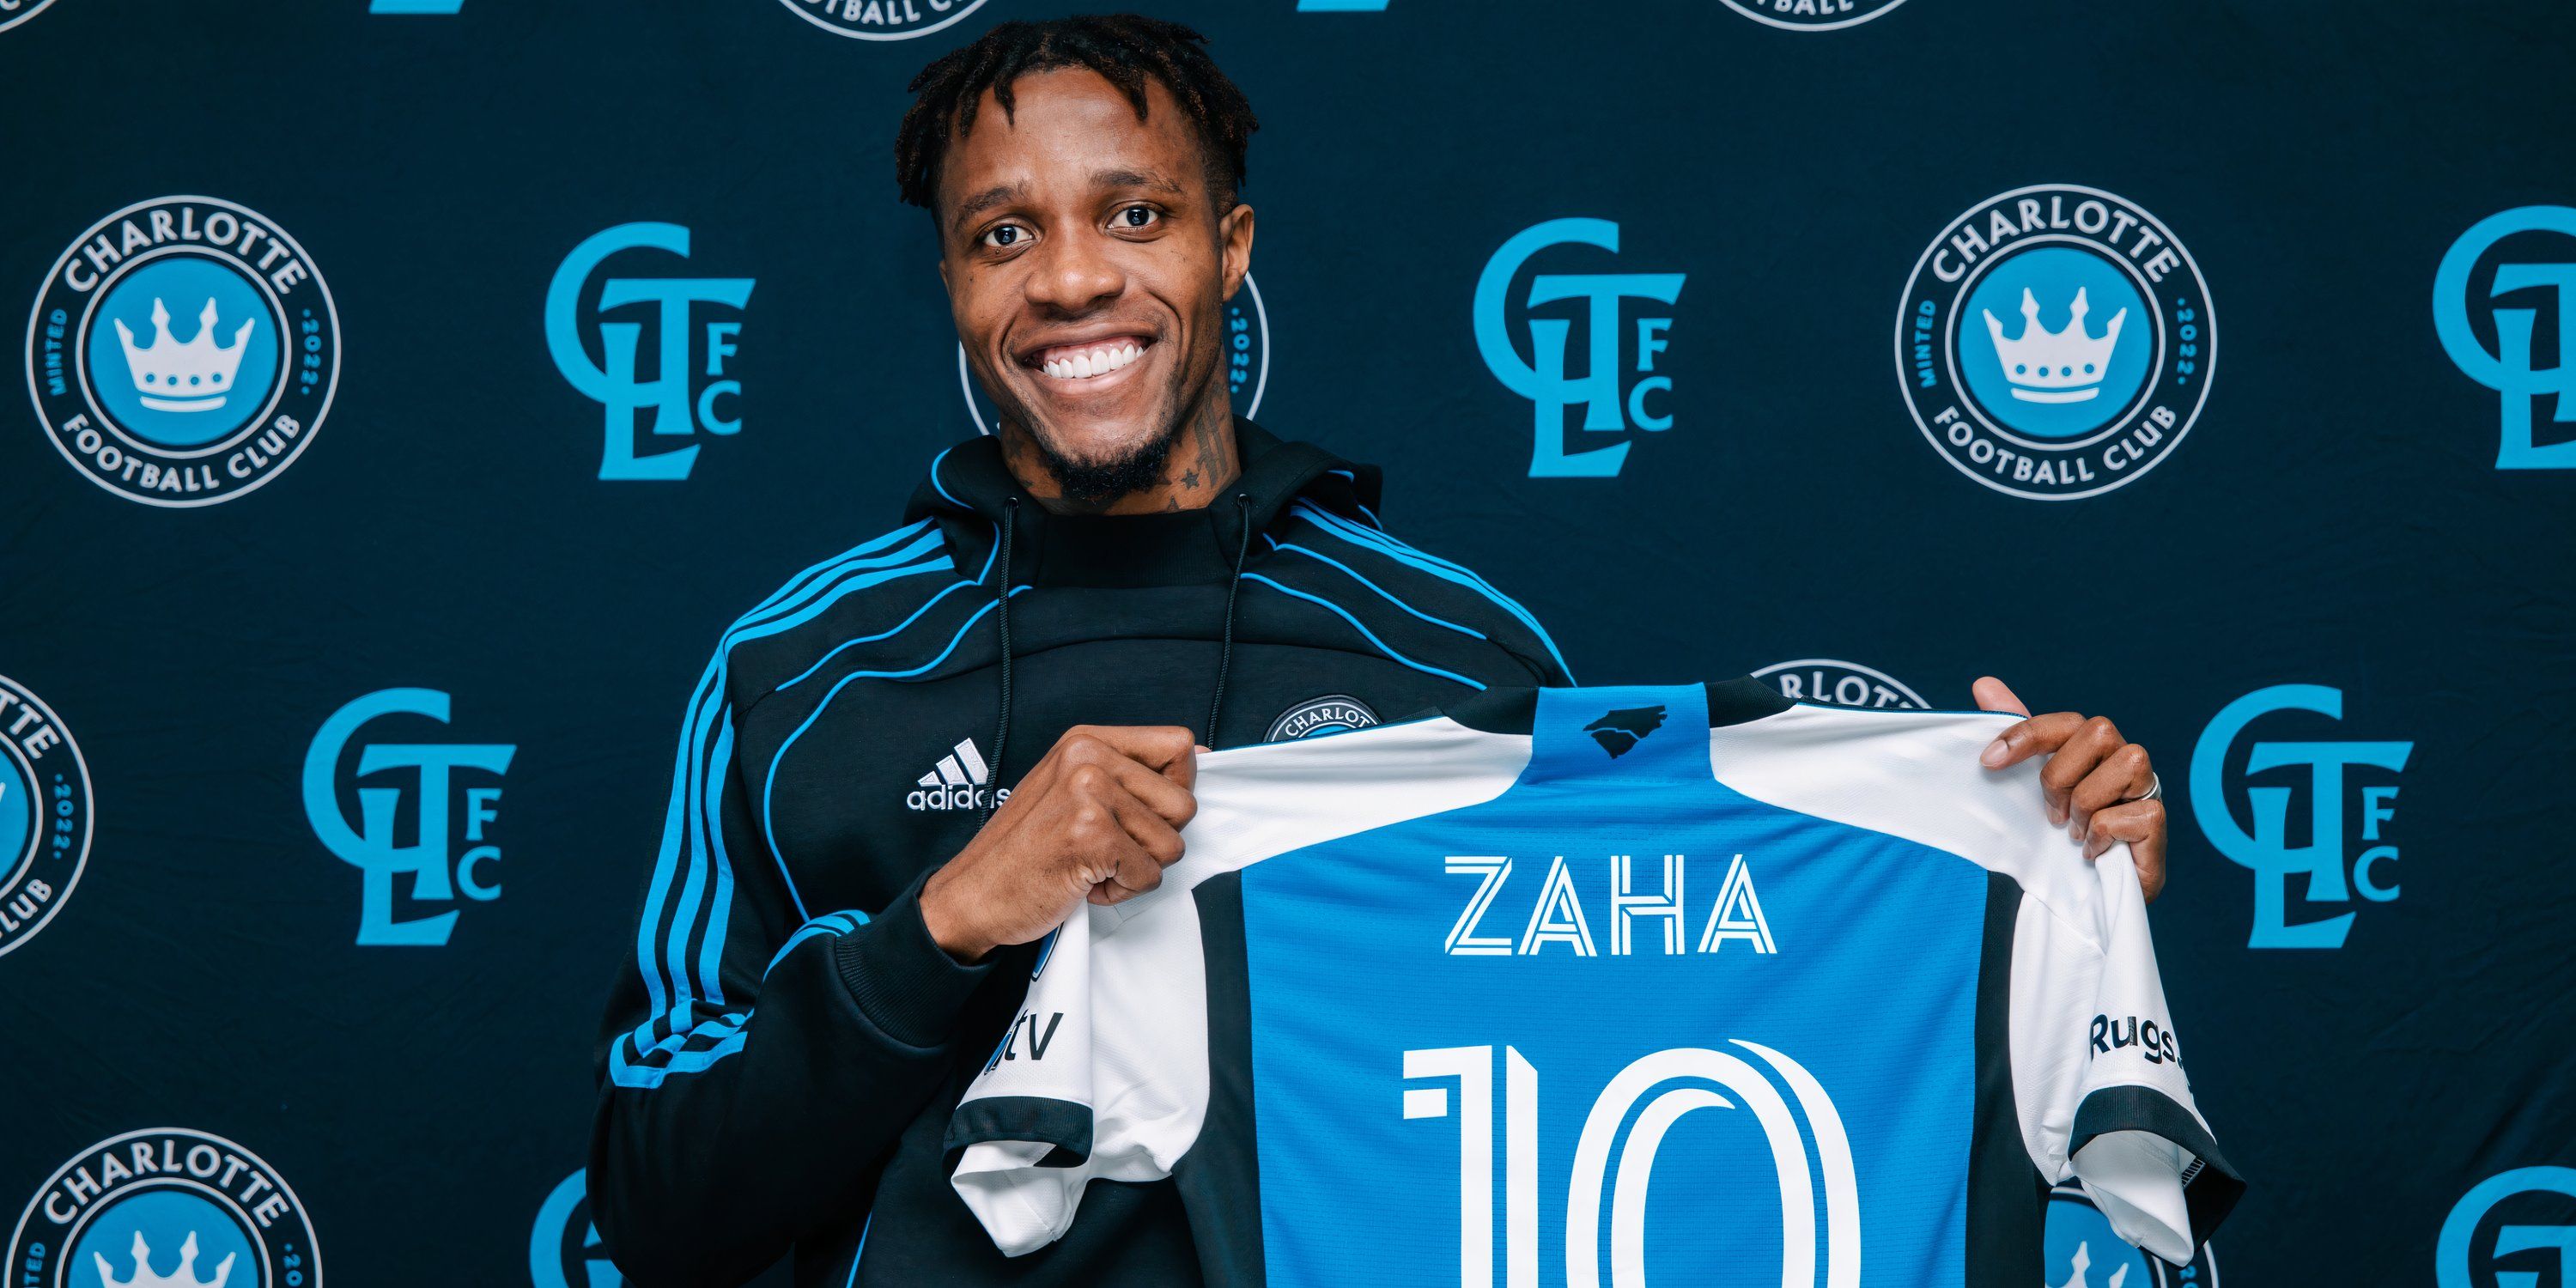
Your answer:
[894,14,1260,216]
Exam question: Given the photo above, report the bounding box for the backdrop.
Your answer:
[4,1,2573,1285]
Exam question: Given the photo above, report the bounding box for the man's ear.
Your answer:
[1219,202,1255,301]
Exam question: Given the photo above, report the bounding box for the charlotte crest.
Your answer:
[24,196,342,507]
[1894,184,2215,501]
[0,674,91,959]
[9,1128,320,1288]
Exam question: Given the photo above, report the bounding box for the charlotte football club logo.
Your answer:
[25,197,341,507]
[531,1169,623,1288]
[2189,684,2411,950]
[1475,219,1685,478]
[1894,185,2213,500]
[957,272,1267,436]
[2433,206,2576,469]
[301,689,516,946]
[1752,659,1929,710]
[0,675,92,959]
[1719,0,1911,31]
[7,1128,319,1288]
[546,223,755,481]
[2438,1166,2576,1288]
[773,0,989,39]
[1265,695,1378,743]
[2045,1182,2218,1287]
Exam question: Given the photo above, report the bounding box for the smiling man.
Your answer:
[587,15,2173,1286]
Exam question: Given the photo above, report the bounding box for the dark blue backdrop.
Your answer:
[4,1,2573,1285]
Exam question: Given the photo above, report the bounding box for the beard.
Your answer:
[1023,414,1182,506]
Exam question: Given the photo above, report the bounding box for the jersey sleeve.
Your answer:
[2012,844,2245,1264]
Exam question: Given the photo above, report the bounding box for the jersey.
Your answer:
[944,680,2242,1286]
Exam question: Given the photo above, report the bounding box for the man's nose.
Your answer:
[1024,228,1124,313]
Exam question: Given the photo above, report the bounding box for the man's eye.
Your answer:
[981,225,1025,249]
[1116,206,1159,229]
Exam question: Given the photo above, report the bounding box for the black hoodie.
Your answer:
[590,420,1570,1285]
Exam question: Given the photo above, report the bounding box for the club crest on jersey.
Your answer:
[1582,705,1667,758]
[961,273,1267,435]
[545,222,754,481]
[7,1128,320,1288]
[26,197,341,507]
[2046,1182,2218,1287]
[1266,695,1380,743]
[1443,853,1775,957]
[1895,185,2213,500]
[0,676,93,959]
[1752,659,1929,710]
[302,689,517,946]
[530,1169,623,1288]
[2189,684,2410,950]
[908,737,1010,811]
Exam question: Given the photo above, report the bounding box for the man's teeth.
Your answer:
[1041,343,1143,380]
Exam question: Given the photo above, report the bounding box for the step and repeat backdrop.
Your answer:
[3,0,2573,1284]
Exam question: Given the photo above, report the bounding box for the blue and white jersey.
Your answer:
[947,680,2240,1286]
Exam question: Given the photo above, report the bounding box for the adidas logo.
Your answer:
[1583,705,1668,758]
[907,737,1010,811]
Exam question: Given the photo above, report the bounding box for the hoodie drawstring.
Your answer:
[981,497,1018,827]
[1203,492,1254,747]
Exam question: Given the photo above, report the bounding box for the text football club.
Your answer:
[2433,205,2576,469]
[547,223,755,481]
[7,1128,320,1288]
[25,197,342,507]
[1894,184,2214,500]
[772,0,990,39]
[959,272,1268,435]
[2190,684,2411,950]
[0,675,92,959]
[1476,219,1685,479]
[1718,0,1912,32]
[302,689,517,946]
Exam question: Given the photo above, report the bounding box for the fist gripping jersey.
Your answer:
[946,681,2241,1286]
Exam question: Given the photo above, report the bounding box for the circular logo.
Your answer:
[0,675,91,959]
[9,1128,320,1288]
[26,197,340,507]
[1266,695,1380,743]
[1719,0,1911,31]
[771,0,991,41]
[1894,185,2213,501]
[2438,1166,2576,1288]
[959,272,1267,436]
[1751,659,1929,710]
[2045,1182,2217,1288]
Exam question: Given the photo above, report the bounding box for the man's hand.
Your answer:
[1971,677,2168,902]
[919,725,1200,963]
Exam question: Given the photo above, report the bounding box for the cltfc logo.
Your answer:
[772,0,989,39]
[2433,206,2576,469]
[1475,219,1685,478]
[1718,0,1911,30]
[958,273,1268,435]
[546,223,754,481]
[531,1170,623,1288]
[24,197,342,507]
[1752,659,1929,710]
[0,676,93,958]
[2190,684,2411,950]
[1895,185,2214,500]
[301,689,516,946]
[2045,1182,2218,1287]
[2438,1167,2576,1288]
[7,1128,320,1288]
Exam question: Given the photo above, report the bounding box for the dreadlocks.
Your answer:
[895,14,1260,215]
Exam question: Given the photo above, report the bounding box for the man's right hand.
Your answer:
[918,725,1200,963]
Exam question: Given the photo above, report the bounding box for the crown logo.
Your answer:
[1983,286,2124,404]
[112,297,256,414]
[2049,1241,2129,1288]
[94,1230,234,1288]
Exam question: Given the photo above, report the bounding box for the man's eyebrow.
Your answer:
[1092,168,1183,195]
[950,181,1028,234]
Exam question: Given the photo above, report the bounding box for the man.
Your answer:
[588,15,2172,1285]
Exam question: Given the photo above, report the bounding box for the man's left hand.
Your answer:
[1971,676,2167,902]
